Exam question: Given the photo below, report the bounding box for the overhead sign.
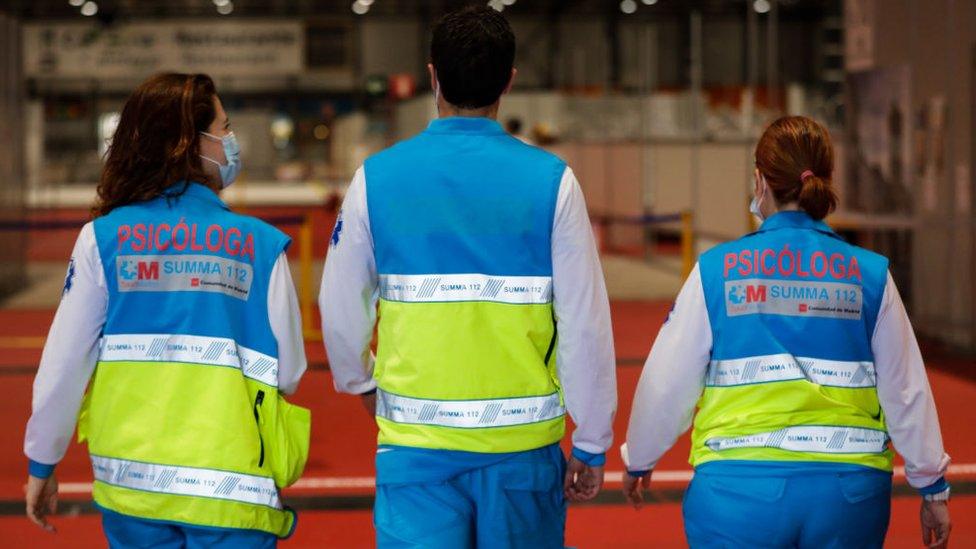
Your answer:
[24,21,305,78]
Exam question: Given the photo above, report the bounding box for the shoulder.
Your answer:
[227,211,289,243]
[364,132,430,170]
[505,137,566,166]
[699,233,757,263]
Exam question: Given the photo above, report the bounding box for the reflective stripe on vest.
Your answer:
[379,274,553,304]
[376,389,564,428]
[706,354,876,388]
[705,426,889,454]
[91,454,282,509]
[99,334,278,387]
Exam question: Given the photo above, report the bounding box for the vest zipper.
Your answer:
[253,390,266,468]
[543,311,558,366]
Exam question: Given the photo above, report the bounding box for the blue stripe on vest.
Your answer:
[93,182,289,358]
[365,117,563,276]
[699,212,888,362]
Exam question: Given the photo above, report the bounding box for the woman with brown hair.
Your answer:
[621,116,951,548]
[23,73,309,548]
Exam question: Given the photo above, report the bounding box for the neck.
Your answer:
[437,98,499,120]
[767,202,802,216]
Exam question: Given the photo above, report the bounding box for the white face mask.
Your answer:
[750,175,767,223]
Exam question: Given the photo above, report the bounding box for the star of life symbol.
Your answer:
[119,259,138,281]
[728,285,745,305]
[62,257,76,296]
[330,210,344,247]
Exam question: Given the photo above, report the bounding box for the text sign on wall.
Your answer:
[24,21,305,78]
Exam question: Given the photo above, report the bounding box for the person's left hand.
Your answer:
[622,470,653,509]
[360,392,377,416]
[564,456,604,502]
[25,474,58,533]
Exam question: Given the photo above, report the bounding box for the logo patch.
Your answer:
[62,258,76,296]
[116,254,253,300]
[330,210,344,247]
[725,278,862,320]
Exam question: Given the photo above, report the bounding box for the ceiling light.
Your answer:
[487,0,504,11]
[69,0,84,6]
[352,1,369,15]
[753,0,771,14]
[620,0,637,14]
[217,1,233,14]
[213,0,230,6]
[501,0,516,5]
[641,0,658,4]
[80,1,98,16]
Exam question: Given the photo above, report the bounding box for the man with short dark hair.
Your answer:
[320,6,616,547]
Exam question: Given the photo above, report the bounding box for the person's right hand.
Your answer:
[921,499,951,548]
[360,391,377,416]
[25,474,58,533]
[563,456,604,502]
[622,471,652,509]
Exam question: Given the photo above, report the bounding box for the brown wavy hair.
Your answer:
[755,116,838,220]
[92,73,218,217]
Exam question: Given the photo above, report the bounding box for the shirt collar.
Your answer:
[756,210,836,237]
[425,117,506,135]
[164,181,229,211]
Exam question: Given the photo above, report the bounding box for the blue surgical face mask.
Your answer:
[200,131,241,188]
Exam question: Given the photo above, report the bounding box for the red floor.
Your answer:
[1,300,975,545]
[2,498,974,547]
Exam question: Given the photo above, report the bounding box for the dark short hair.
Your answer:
[430,5,515,109]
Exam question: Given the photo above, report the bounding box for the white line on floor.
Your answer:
[51,463,976,495]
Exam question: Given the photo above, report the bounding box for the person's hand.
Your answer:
[25,474,58,533]
[921,499,951,548]
[563,456,604,502]
[622,470,652,509]
[360,391,377,416]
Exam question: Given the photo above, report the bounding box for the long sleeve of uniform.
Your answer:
[24,222,107,471]
[551,168,617,456]
[622,264,712,472]
[268,252,307,395]
[320,167,379,395]
[872,272,950,489]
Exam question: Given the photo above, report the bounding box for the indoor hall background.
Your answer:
[0,0,974,546]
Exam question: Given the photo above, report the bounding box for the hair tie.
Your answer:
[800,170,815,182]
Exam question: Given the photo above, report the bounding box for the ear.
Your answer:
[427,63,437,91]
[754,169,763,196]
[502,68,517,95]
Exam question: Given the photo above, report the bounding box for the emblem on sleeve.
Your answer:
[62,257,76,296]
[330,210,344,247]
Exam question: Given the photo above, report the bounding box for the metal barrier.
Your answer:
[592,210,697,279]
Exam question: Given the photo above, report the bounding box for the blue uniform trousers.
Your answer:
[100,506,277,549]
[683,462,892,548]
[374,443,567,548]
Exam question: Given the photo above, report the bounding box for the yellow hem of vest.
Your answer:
[692,448,895,472]
[92,481,296,538]
[376,415,566,454]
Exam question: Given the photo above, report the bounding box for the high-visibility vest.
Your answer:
[80,182,310,537]
[694,211,892,471]
[365,117,566,453]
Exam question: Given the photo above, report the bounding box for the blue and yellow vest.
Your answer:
[695,211,892,471]
[80,182,310,537]
[365,117,566,453]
